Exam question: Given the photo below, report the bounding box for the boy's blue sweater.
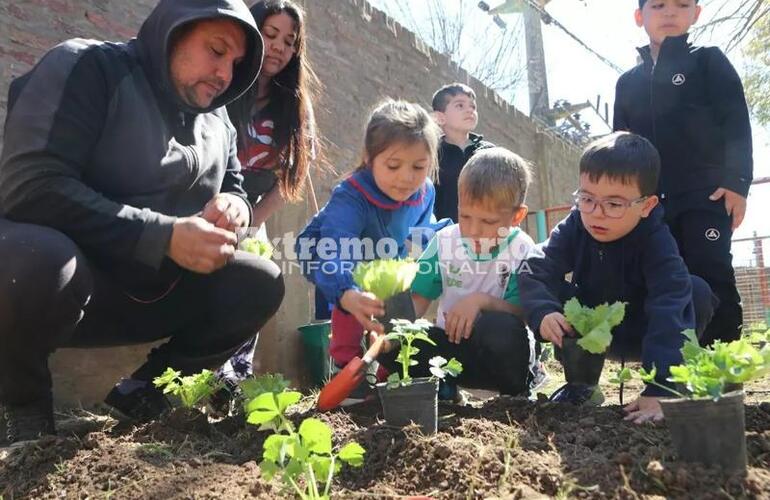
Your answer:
[295,169,447,305]
[519,206,695,396]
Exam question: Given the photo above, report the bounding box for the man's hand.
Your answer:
[540,312,572,348]
[709,187,747,230]
[623,396,664,424]
[167,216,237,273]
[340,289,385,335]
[201,193,250,232]
[444,293,484,344]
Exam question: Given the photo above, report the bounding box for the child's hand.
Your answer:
[445,293,485,344]
[709,187,747,230]
[540,312,572,348]
[623,396,664,424]
[340,290,385,335]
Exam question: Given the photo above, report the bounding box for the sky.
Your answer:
[369,0,769,266]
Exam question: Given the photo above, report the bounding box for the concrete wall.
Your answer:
[0,0,580,405]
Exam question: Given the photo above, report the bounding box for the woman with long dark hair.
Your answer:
[215,0,320,401]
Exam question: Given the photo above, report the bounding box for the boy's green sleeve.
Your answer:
[503,273,521,306]
[410,235,442,300]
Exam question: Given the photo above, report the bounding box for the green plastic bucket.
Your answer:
[298,321,332,387]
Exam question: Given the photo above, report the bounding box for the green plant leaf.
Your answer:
[240,237,274,258]
[245,392,280,425]
[565,299,625,354]
[338,442,365,467]
[299,418,332,456]
[153,367,181,389]
[262,434,291,463]
[609,367,633,385]
[239,373,290,400]
[259,459,280,481]
[352,259,418,300]
[276,391,303,413]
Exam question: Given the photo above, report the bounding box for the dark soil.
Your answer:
[2,391,769,499]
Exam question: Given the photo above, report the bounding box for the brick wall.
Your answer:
[0,0,580,404]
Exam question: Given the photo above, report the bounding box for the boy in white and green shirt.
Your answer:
[406,147,540,397]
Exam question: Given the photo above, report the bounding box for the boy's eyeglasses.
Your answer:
[572,190,649,219]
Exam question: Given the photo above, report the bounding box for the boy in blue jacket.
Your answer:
[614,0,753,345]
[520,132,716,424]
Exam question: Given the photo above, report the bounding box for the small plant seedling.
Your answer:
[352,259,418,301]
[563,298,626,354]
[611,329,770,400]
[240,237,274,258]
[260,418,365,500]
[245,384,365,499]
[384,319,463,387]
[153,368,223,408]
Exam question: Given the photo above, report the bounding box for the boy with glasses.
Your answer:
[519,132,716,424]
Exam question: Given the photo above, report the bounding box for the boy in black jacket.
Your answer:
[431,83,495,222]
[520,133,716,424]
[614,0,753,345]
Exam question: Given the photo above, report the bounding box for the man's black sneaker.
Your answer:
[2,399,56,445]
[548,383,604,406]
[104,379,171,422]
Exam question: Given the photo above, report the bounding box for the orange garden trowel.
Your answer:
[317,333,388,411]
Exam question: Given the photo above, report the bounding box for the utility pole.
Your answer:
[479,1,552,123]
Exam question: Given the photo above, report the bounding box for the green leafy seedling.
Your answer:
[352,259,418,301]
[260,418,365,500]
[153,368,222,408]
[563,298,626,354]
[384,319,463,388]
[610,329,770,400]
[244,383,365,500]
[240,237,274,258]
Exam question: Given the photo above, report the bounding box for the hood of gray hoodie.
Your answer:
[136,0,264,115]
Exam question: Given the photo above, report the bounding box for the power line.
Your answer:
[482,1,625,74]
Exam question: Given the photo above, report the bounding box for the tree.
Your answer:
[373,0,526,95]
[743,13,770,125]
[693,0,768,52]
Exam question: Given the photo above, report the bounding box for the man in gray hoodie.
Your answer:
[0,0,285,444]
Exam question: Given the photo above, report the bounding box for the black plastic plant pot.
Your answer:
[380,291,416,332]
[660,390,747,473]
[554,336,606,386]
[376,377,438,434]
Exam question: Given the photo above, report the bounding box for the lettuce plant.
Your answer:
[352,259,418,301]
[563,298,626,354]
[153,368,222,408]
[384,318,463,388]
[612,329,770,400]
[240,237,274,258]
[245,386,364,499]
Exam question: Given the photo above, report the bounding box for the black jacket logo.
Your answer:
[672,73,686,86]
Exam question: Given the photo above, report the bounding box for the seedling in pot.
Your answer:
[378,318,463,434]
[611,330,770,472]
[384,318,463,387]
[245,386,365,500]
[550,299,625,403]
[611,329,770,400]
